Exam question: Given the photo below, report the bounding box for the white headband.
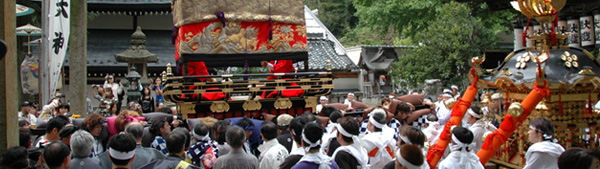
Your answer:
[301,130,320,152]
[109,147,135,160]
[442,93,453,98]
[450,134,476,151]
[399,134,413,145]
[467,109,481,119]
[529,125,555,141]
[369,116,385,129]
[335,123,355,138]
[395,149,421,169]
[192,130,211,142]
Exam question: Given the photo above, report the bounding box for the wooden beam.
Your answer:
[0,0,21,151]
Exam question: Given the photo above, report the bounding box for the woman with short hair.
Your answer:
[524,118,565,169]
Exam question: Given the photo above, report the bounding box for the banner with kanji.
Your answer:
[47,0,70,97]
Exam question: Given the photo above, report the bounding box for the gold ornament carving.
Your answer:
[243,100,262,111]
[274,98,293,109]
[304,96,318,108]
[210,101,230,113]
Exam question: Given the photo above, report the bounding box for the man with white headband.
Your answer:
[451,85,460,99]
[291,122,340,169]
[342,93,355,111]
[386,144,424,169]
[315,96,329,114]
[438,127,484,169]
[257,122,289,169]
[361,108,396,169]
[187,123,219,168]
[331,117,368,169]
[466,107,496,153]
[107,133,137,169]
[100,122,166,169]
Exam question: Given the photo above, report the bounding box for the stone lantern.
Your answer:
[114,26,158,86]
[124,65,142,103]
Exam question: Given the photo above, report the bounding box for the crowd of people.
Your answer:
[6,83,600,169]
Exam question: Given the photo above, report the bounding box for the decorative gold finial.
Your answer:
[472,54,486,65]
[501,68,512,76]
[162,71,167,82]
[327,60,332,71]
[579,66,595,75]
[508,102,524,118]
[166,63,173,76]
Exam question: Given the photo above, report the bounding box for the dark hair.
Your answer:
[157,107,172,114]
[399,126,426,147]
[558,147,600,169]
[427,114,438,122]
[213,120,230,144]
[108,134,137,166]
[337,117,359,143]
[0,146,28,169]
[125,122,144,139]
[290,116,309,143]
[452,126,474,148]
[530,118,555,141]
[260,122,278,140]
[43,142,71,168]
[226,126,246,148]
[19,128,31,148]
[398,144,424,167]
[172,127,190,151]
[370,111,386,132]
[236,117,255,130]
[303,122,323,150]
[320,107,337,117]
[84,113,104,131]
[46,117,69,134]
[470,106,483,120]
[56,103,70,112]
[165,130,187,154]
[329,111,343,124]
[194,123,209,138]
[150,117,169,136]
[18,120,30,128]
[301,113,322,125]
[59,125,79,139]
[396,101,412,115]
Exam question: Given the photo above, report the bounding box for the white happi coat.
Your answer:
[331,143,369,169]
[523,141,565,169]
[361,131,396,169]
[438,150,484,169]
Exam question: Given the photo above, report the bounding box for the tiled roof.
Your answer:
[65,29,357,71]
[304,6,346,56]
[295,38,358,71]
[64,29,175,67]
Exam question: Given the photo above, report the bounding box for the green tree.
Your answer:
[317,0,358,38]
[389,2,503,88]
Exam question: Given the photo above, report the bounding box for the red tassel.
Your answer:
[558,94,563,115]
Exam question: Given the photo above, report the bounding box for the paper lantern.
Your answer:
[580,13,595,47]
[568,16,581,47]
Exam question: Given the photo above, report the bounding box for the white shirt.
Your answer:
[361,131,396,169]
[523,141,565,169]
[315,104,324,113]
[435,102,451,124]
[468,121,488,153]
[438,150,484,169]
[258,139,289,169]
[342,99,352,108]
[18,112,37,124]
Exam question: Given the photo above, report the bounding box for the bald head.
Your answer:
[125,122,144,143]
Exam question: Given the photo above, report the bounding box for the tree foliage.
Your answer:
[316,0,358,38]
[389,2,507,88]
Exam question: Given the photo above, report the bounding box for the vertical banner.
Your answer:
[594,10,600,47]
[557,18,568,45]
[567,16,581,47]
[580,13,595,47]
[514,26,524,50]
[47,0,70,98]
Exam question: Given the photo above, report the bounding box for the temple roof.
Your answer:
[356,46,414,71]
[64,29,355,71]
